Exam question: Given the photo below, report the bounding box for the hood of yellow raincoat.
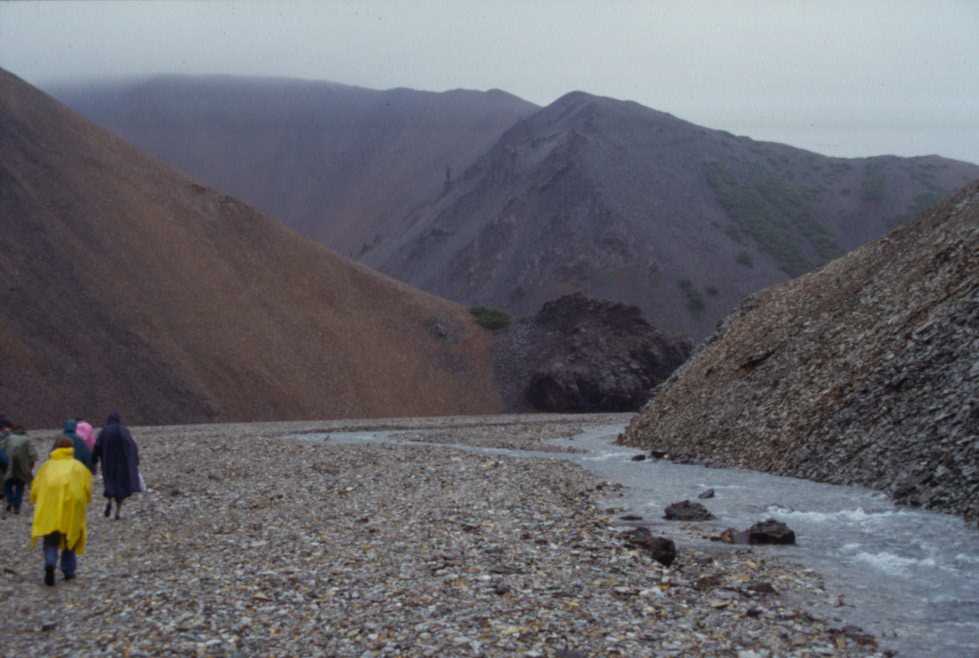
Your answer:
[30,447,93,553]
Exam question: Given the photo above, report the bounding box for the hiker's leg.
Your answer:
[115,497,123,519]
[11,479,25,512]
[104,498,112,518]
[43,532,61,584]
[61,545,77,579]
[43,533,61,568]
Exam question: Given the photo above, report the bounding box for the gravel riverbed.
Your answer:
[1,415,883,657]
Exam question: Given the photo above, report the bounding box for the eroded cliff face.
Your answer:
[493,294,691,413]
[620,184,979,522]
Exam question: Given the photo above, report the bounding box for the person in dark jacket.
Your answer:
[92,412,141,520]
[0,416,12,501]
[63,419,94,473]
[2,425,38,514]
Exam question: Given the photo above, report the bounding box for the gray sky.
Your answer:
[3,1,978,163]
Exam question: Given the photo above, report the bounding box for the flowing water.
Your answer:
[300,422,979,657]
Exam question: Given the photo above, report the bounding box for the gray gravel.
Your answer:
[1,417,883,656]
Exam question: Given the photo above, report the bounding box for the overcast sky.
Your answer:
[3,1,977,163]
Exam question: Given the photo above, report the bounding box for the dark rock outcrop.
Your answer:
[494,294,691,412]
[622,527,677,566]
[698,488,716,500]
[620,184,979,523]
[664,500,715,521]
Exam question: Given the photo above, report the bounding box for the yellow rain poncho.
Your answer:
[30,447,93,553]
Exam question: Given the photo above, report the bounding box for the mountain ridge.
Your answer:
[371,90,979,339]
[45,75,979,340]
[0,67,504,427]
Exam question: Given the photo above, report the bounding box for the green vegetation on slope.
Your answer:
[470,306,512,331]
[677,278,706,315]
[706,162,842,276]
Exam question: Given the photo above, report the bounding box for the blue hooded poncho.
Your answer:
[93,413,141,499]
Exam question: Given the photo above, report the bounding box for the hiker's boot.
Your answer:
[104,502,112,518]
[44,566,55,587]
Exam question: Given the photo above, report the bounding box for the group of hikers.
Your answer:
[0,412,141,586]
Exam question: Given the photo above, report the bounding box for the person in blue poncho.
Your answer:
[63,419,94,473]
[92,412,141,520]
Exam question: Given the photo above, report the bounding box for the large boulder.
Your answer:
[495,294,691,412]
[664,500,715,521]
[720,519,797,545]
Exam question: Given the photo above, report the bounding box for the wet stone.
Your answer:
[664,499,715,521]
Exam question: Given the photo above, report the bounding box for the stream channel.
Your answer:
[300,422,979,657]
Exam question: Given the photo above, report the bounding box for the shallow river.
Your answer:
[307,422,979,657]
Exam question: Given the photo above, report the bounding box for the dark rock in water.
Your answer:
[747,518,796,545]
[720,519,796,545]
[649,450,668,459]
[631,454,647,462]
[664,500,715,521]
[619,514,643,521]
[622,527,677,566]
[697,488,716,499]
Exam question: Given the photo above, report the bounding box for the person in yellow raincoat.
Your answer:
[31,437,92,586]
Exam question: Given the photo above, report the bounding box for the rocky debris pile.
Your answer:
[493,293,691,413]
[620,183,979,523]
[719,520,798,546]
[664,500,715,521]
[1,419,879,657]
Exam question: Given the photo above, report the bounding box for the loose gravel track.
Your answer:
[1,416,882,657]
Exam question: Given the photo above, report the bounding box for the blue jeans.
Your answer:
[43,532,77,577]
[4,478,25,511]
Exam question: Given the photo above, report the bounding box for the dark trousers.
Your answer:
[4,478,25,511]
[43,532,77,577]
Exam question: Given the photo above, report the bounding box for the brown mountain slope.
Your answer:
[619,184,979,522]
[371,92,979,340]
[0,68,503,428]
[47,75,538,257]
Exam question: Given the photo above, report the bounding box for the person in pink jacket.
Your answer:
[75,419,96,452]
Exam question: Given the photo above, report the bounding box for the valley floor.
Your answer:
[0,415,881,657]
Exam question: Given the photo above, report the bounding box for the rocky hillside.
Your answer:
[0,68,503,427]
[493,294,690,412]
[619,184,979,522]
[372,92,979,340]
[47,75,538,256]
[49,79,979,343]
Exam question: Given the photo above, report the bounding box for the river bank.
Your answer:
[2,415,882,657]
